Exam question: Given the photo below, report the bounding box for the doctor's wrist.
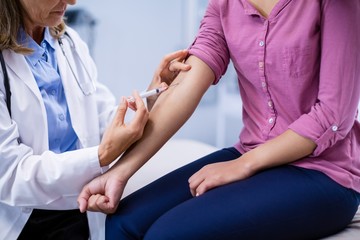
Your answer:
[98,144,118,167]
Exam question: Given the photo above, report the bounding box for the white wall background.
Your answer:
[68,0,243,147]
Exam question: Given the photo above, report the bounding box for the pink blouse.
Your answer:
[189,0,360,192]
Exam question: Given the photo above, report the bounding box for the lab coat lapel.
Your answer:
[2,49,49,151]
[2,50,43,103]
[54,36,88,146]
[55,31,101,148]
[55,36,86,117]
[55,36,81,92]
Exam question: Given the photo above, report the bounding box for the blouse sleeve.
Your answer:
[289,0,360,156]
[188,0,230,84]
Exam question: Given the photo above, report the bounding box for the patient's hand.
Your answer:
[147,49,191,110]
[78,168,127,214]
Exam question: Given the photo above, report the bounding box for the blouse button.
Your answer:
[259,41,265,47]
[268,117,274,124]
[259,61,264,68]
[59,114,65,121]
[331,125,338,132]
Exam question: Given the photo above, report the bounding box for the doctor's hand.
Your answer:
[147,49,191,110]
[78,168,126,214]
[153,49,191,85]
[98,92,148,167]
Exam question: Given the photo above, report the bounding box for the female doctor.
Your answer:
[0,0,189,239]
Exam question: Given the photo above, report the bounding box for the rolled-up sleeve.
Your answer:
[189,0,230,84]
[289,0,360,156]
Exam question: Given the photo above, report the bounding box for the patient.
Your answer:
[78,1,360,239]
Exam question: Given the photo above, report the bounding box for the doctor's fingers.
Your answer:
[167,49,190,73]
[154,50,190,84]
[168,59,191,73]
[129,91,149,126]
[126,90,145,111]
[157,49,189,73]
[113,97,128,126]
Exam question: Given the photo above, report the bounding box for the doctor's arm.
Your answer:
[78,55,214,213]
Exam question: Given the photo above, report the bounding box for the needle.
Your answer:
[127,83,179,102]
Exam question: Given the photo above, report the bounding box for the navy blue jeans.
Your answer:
[106,147,360,240]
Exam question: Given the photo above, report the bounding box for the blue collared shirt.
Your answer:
[20,28,78,153]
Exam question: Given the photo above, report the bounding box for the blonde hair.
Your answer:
[0,0,66,54]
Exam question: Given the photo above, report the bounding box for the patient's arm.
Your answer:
[114,55,214,177]
[77,55,215,213]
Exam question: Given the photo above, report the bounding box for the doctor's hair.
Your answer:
[0,0,65,53]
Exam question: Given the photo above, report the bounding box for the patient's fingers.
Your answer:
[87,194,109,212]
[188,172,206,197]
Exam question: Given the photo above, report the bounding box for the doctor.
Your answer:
[0,0,190,239]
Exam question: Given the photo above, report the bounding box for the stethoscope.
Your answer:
[58,32,96,96]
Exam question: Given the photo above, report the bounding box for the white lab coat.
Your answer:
[0,27,117,240]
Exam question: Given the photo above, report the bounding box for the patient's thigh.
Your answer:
[144,166,359,240]
[106,147,241,239]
